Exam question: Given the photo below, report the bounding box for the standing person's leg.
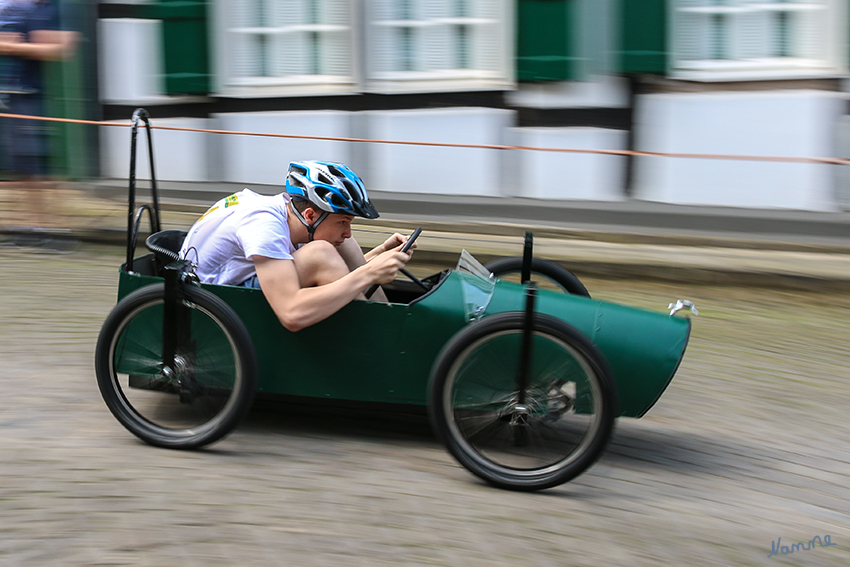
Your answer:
[1,94,51,228]
[0,98,29,228]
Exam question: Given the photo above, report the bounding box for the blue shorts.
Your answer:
[240,275,262,289]
[1,94,50,176]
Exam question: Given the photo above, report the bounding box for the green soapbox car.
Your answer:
[95,110,693,491]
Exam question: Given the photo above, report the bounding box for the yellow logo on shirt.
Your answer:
[196,193,239,223]
[197,205,219,222]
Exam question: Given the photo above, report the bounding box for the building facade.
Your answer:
[95,0,850,211]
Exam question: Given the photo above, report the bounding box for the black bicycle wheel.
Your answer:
[95,283,257,449]
[429,312,615,491]
[485,257,590,297]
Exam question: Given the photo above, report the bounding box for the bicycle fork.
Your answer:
[161,261,199,402]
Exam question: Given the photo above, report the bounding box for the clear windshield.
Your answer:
[455,249,495,321]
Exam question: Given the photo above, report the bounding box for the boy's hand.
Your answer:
[381,232,417,254]
[365,244,412,284]
[365,232,417,262]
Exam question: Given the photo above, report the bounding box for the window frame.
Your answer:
[210,0,515,97]
[363,1,515,93]
[668,0,848,81]
[210,0,361,97]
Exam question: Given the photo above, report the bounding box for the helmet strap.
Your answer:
[289,201,329,242]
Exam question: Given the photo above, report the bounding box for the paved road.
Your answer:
[1,244,848,566]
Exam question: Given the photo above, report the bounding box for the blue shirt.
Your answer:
[0,0,59,94]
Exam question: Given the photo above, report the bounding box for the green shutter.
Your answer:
[617,0,667,74]
[44,0,99,179]
[149,0,211,95]
[516,0,577,82]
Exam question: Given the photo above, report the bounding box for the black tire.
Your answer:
[485,257,590,297]
[429,312,615,491]
[95,283,257,449]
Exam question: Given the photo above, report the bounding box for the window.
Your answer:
[671,0,846,80]
[213,0,356,95]
[365,0,513,91]
[212,0,513,96]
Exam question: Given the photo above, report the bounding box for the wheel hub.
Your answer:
[509,404,530,427]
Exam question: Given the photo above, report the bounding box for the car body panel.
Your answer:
[115,257,690,417]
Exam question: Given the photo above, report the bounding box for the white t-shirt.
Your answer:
[180,189,296,286]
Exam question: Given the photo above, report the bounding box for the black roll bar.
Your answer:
[521,231,533,284]
[126,108,162,271]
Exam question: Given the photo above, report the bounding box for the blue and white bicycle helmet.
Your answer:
[286,161,378,216]
[285,161,379,241]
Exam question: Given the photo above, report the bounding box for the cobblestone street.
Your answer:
[1,243,848,566]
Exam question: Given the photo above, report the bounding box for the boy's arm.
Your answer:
[254,247,409,332]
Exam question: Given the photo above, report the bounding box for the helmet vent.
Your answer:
[288,174,305,189]
[339,179,355,199]
[330,193,347,208]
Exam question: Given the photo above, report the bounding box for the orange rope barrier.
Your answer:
[3,111,849,165]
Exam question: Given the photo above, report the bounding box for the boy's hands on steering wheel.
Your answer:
[366,232,417,262]
[385,232,417,253]
[364,244,411,285]
[363,228,423,299]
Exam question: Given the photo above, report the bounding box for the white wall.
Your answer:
[212,111,352,186]
[508,127,627,201]
[365,107,514,196]
[94,92,848,209]
[100,118,212,182]
[98,19,167,104]
[832,115,850,211]
[505,75,630,109]
[633,90,847,211]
